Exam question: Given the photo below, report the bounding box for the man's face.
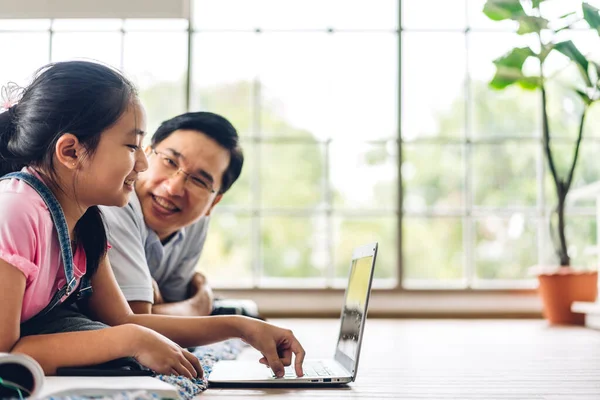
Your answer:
[135,129,230,241]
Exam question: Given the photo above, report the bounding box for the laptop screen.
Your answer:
[336,254,374,362]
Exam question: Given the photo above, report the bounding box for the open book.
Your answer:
[0,353,180,399]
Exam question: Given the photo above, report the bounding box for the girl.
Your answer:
[0,61,304,379]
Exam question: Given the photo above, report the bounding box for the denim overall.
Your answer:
[0,172,93,322]
[2,172,151,374]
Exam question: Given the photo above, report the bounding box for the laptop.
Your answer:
[208,242,378,387]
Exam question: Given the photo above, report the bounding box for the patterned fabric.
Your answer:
[155,339,245,399]
[42,339,245,400]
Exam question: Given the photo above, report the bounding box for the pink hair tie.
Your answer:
[1,82,23,112]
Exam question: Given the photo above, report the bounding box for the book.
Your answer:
[0,353,180,399]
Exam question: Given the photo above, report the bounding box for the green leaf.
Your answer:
[575,89,593,105]
[554,41,592,87]
[517,16,549,34]
[532,0,546,8]
[490,69,519,89]
[483,0,526,21]
[493,47,536,69]
[517,76,542,89]
[490,66,540,90]
[583,3,600,35]
[490,48,539,90]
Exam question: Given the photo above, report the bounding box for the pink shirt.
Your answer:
[0,168,86,323]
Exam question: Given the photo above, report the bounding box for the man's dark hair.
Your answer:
[151,112,243,194]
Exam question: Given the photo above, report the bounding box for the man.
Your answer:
[101,111,243,315]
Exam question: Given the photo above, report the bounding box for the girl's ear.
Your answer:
[144,145,153,157]
[55,134,83,170]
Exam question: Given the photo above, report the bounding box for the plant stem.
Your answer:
[541,79,570,266]
[565,108,587,192]
[556,196,570,266]
[541,86,561,195]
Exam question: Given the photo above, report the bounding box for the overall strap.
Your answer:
[0,172,77,296]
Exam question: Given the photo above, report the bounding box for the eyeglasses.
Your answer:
[150,148,217,196]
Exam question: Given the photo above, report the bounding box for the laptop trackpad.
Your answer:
[209,361,277,382]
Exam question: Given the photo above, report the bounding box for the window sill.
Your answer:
[213,289,542,318]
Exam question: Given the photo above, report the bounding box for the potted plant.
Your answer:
[483,0,600,324]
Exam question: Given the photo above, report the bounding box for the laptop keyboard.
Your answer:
[273,361,334,378]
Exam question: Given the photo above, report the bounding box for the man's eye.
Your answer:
[127,145,139,151]
[192,177,209,188]
[163,157,177,167]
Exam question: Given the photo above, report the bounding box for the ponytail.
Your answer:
[75,206,107,276]
[0,106,23,176]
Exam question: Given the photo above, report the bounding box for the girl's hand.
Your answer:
[128,324,203,378]
[239,319,306,377]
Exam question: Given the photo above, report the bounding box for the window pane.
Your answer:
[259,142,325,208]
[403,143,463,211]
[326,0,398,30]
[261,215,328,283]
[193,0,397,30]
[402,32,466,139]
[52,19,122,31]
[51,32,122,68]
[124,32,187,135]
[218,139,252,207]
[584,102,600,137]
[0,19,51,31]
[467,0,518,30]
[259,33,331,140]
[402,0,467,30]
[191,33,257,137]
[329,33,397,141]
[0,33,49,86]
[331,141,397,210]
[403,217,464,284]
[545,83,588,144]
[124,19,188,31]
[469,32,541,137]
[333,216,397,282]
[472,142,538,207]
[474,214,537,281]
[197,212,253,287]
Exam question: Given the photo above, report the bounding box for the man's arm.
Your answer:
[148,218,213,316]
[150,272,213,316]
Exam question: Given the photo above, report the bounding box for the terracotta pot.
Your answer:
[537,269,598,325]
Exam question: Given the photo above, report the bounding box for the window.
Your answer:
[1,0,597,292]
[191,0,399,288]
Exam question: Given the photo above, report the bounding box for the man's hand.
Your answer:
[149,272,213,316]
[153,279,164,305]
[188,272,214,316]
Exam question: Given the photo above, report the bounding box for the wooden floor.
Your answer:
[202,319,600,400]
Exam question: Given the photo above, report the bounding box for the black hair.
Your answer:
[151,112,243,194]
[0,61,138,276]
